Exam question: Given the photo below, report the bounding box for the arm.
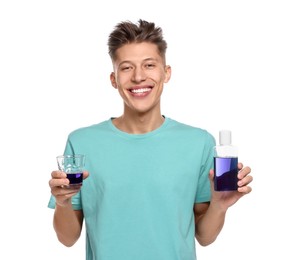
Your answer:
[194,163,252,246]
[53,204,83,247]
[193,132,225,246]
[194,202,226,246]
[49,170,89,247]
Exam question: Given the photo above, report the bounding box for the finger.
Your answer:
[238,175,253,187]
[209,169,214,181]
[83,170,90,180]
[49,177,70,188]
[238,185,252,194]
[51,170,67,179]
[61,184,81,190]
[238,166,252,179]
[208,169,215,191]
[238,162,244,170]
[51,184,80,197]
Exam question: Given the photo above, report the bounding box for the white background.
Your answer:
[1,0,293,259]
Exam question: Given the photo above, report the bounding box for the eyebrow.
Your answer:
[118,58,158,67]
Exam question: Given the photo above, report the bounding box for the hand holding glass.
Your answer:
[56,154,85,187]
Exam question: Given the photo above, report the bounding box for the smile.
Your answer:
[130,88,152,93]
[128,87,153,97]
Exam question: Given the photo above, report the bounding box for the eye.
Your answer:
[121,66,132,71]
[145,63,155,69]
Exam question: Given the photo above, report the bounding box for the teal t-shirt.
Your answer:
[48,117,215,260]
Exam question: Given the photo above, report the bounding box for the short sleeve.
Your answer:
[195,131,215,203]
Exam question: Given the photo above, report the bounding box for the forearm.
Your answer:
[195,202,227,246]
[53,203,83,247]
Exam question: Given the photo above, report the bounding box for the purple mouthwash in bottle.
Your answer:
[214,130,238,191]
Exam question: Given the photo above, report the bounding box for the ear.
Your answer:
[110,72,117,89]
[164,65,171,83]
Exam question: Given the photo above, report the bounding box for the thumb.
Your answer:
[83,170,90,180]
[209,169,215,190]
[209,169,214,182]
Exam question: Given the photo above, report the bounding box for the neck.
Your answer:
[112,109,165,134]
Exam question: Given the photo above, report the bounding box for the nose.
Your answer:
[132,67,146,83]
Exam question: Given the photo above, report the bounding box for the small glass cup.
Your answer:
[56,154,85,187]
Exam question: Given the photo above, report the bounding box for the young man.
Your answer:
[48,19,253,260]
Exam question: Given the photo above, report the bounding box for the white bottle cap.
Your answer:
[219,130,231,145]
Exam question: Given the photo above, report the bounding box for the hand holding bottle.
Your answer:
[211,130,253,209]
[209,162,252,210]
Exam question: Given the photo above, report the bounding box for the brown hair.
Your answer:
[107,19,167,62]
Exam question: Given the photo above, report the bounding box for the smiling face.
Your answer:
[110,42,171,115]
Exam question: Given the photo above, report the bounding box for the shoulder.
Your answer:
[166,118,215,144]
[67,119,110,140]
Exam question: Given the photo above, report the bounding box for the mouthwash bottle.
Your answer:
[214,130,238,191]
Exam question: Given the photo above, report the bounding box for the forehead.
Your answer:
[114,42,162,63]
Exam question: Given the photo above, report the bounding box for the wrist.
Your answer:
[209,200,228,214]
[55,198,72,208]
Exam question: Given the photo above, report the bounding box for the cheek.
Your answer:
[155,68,169,82]
[116,74,130,87]
[148,71,165,82]
[116,83,129,98]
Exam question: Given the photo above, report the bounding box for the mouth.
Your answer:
[128,86,153,97]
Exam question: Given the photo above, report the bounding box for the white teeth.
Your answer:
[131,88,151,93]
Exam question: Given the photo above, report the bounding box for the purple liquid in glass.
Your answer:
[66,172,83,185]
